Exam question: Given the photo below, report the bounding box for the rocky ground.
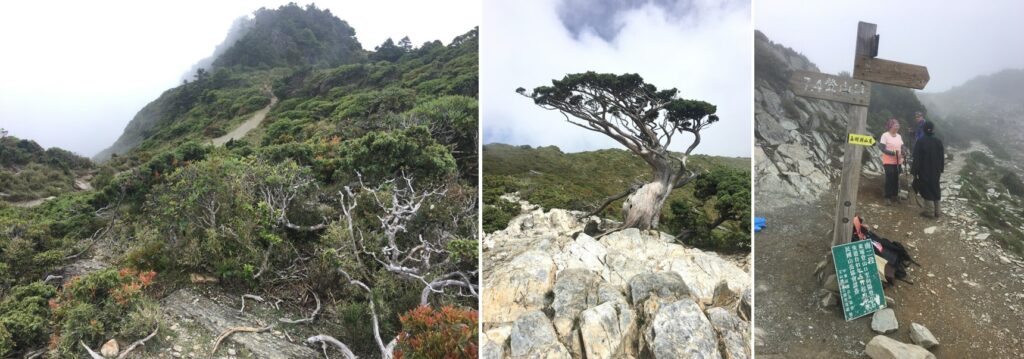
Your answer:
[481,199,752,359]
[755,144,1024,358]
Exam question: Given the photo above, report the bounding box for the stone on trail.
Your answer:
[871,308,898,334]
[909,322,939,349]
[865,335,936,359]
[923,226,937,234]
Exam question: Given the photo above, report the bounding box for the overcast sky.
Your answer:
[482,0,752,158]
[756,0,1024,93]
[0,0,479,157]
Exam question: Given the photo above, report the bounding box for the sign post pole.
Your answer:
[788,21,930,319]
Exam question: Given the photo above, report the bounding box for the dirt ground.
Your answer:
[755,147,1024,358]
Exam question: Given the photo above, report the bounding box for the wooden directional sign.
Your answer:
[854,56,930,89]
[789,70,871,106]
[847,133,876,146]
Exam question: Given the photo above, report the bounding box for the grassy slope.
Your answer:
[483,142,749,225]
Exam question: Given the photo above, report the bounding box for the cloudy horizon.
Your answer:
[0,0,479,157]
[483,0,753,158]
[756,0,1024,94]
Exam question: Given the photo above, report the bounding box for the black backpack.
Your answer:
[851,215,919,285]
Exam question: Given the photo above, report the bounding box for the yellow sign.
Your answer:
[848,133,876,146]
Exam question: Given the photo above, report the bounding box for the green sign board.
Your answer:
[832,240,886,321]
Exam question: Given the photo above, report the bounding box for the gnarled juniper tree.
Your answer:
[517,72,719,230]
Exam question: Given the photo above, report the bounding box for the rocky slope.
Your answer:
[482,199,751,359]
[754,30,885,211]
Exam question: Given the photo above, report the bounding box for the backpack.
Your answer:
[851,215,919,285]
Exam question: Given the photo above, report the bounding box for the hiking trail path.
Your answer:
[755,141,1024,358]
[212,86,278,146]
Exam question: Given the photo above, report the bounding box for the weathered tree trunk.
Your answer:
[621,167,675,230]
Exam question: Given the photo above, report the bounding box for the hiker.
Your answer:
[912,111,927,148]
[879,118,904,205]
[912,121,944,218]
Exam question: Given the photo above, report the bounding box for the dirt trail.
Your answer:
[755,143,1024,358]
[212,89,278,146]
[7,172,94,208]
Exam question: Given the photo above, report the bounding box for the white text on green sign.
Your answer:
[832,240,887,321]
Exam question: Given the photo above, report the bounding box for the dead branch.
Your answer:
[43,275,63,284]
[585,182,643,217]
[420,279,474,306]
[79,342,105,359]
[279,290,321,324]
[212,325,274,354]
[116,325,159,359]
[306,335,357,359]
[23,348,45,359]
[240,294,265,313]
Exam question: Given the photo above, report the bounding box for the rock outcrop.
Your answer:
[754,30,884,211]
[483,205,750,358]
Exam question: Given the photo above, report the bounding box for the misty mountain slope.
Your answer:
[754,30,925,210]
[918,68,1024,154]
[94,3,364,163]
[0,3,478,358]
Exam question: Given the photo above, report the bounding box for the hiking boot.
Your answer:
[920,201,937,218]
[886,197,894,206]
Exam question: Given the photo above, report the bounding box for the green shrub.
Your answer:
[335,126,456,184]
[483,199,519,233]
[0,282,56,352]
[53,268,157,356]
[1002,171,1024,197]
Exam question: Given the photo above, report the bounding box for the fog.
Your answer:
[483,0,752,158]
[756,0,1024,93]
[0,0,479,157]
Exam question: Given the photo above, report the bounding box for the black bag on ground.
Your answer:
[851,215,918,285]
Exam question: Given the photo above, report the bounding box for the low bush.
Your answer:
[394,305,477,359]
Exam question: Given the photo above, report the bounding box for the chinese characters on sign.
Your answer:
[832,240,886,321]
[788,70,872,106]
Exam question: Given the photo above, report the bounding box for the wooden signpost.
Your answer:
[787,22,930,248]
[787,22,929,320]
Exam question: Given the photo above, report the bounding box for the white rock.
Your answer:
[865,335,935,359]
[909,322,939,349]
[871,309,898,334]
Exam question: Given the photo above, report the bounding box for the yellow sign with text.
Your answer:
[848,134,876,146]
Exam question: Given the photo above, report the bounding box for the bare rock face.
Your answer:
[483,206,750,358]
[707,307,751,359]
[161,289,318,358]
[643,299,720,359]
[482,250,557,323]
[865,335,936,359]
[510,311,572,359]
[578,301,636,359]
[754,30,885,211]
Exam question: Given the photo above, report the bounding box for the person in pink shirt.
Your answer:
[879,118,904,205]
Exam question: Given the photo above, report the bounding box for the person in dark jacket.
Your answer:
[911,121,944,218]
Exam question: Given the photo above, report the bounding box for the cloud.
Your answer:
[755,0,1024,92]
[483,0,752,157]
